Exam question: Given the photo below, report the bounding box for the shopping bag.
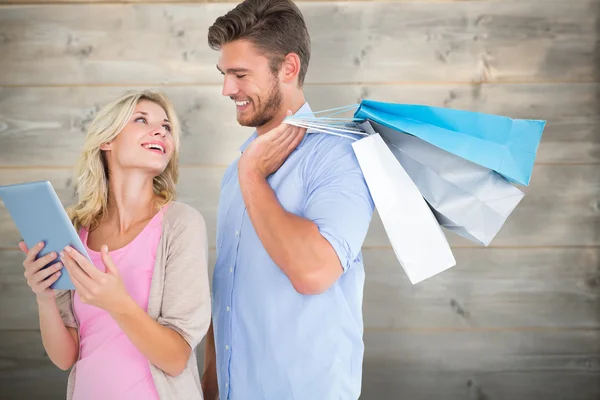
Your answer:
[351,133,456,284]
[354,100,546,186]
[361,120,525,246]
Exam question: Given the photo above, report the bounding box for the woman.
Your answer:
[19,90,211,400]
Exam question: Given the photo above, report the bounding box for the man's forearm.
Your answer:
[238,168,341,294]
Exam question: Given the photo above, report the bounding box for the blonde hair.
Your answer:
[68,90,181,231]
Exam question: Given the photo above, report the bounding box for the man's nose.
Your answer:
[222,75,239,97]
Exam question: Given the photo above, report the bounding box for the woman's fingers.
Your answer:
[23,241,44,264]
[32,262,63,284]
[18,241,29,254]
[24,251,58,275]
[34,269,62,293]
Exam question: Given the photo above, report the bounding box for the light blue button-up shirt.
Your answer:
[212,103,374,400]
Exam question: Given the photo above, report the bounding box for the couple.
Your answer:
[20,1,374,399]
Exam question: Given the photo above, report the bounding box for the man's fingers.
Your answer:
[287,127,306,152]
[269,123,295,145]
[281,126,304,152]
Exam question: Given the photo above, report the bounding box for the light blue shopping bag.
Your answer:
[353,100,546,186]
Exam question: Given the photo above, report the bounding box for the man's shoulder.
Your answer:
[305,131,363,167]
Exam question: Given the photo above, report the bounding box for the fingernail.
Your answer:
[51,252,57,258]
[64,246,72,253]
[60,251,65,258]
[38,242,44,248]
[102,245,108,253]
[56,263,63,270]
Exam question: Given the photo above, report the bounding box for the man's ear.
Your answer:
[281,52,301,85]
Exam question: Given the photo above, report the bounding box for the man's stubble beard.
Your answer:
[238,77,283,128]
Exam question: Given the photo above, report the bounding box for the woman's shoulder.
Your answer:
[163,201,206,230]
[164,201,205,222]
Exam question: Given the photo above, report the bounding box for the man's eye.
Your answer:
[236,75,247,79]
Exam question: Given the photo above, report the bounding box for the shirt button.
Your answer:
[229,267,233,273]
[225,382,229,389]
[225,344,229,351]
[226,306,230,312]
[235,230,239,236]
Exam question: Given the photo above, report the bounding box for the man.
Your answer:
[201,1,374,399]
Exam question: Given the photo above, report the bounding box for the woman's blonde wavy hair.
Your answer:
[68,90,181,231]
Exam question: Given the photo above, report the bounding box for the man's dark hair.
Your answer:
[208,0,311,87]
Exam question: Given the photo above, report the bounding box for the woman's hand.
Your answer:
[61,245,132,314]
[19,241,63,301]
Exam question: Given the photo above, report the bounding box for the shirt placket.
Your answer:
[224,188,246,399]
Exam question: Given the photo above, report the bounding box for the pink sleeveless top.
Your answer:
[72,208,166,400]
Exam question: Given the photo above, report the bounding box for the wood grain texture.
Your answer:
[362,248,600,330]
[2,246,598,330]
[1,163,599,250]
[1,83,598,167]
[0,331,69,400]
[0,1,597,85]
[360,329,600,400]
[1,329,598,399]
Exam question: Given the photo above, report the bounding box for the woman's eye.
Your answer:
[163,125,172,133]
[135,117,147,123]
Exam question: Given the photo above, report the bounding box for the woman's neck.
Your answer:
[104,171,159,234]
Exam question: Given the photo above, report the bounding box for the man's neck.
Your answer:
[256,92,306,136]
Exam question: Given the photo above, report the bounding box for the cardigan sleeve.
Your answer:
[157,204,211,350]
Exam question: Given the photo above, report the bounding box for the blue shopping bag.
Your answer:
[353,100,546,186]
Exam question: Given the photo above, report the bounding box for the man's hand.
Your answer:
[238,110,306,178]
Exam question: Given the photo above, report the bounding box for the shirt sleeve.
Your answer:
[54,289,77,328]
[157,206,212,350]
[302,136,375,272]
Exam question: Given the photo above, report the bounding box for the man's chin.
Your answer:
[236,115,255,128]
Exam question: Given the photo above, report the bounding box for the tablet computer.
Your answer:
[0,180,90,290]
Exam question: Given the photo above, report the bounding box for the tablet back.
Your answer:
[0,180,87,290]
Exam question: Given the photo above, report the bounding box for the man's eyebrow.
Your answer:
[216,65,250,74]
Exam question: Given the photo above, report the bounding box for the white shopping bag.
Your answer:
[351,133,456,284]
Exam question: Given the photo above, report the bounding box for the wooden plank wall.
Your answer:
[1,0,599,399]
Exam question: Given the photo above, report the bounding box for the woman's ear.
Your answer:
[99,142,111,151]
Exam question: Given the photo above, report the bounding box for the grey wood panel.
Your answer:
[1,329,598,399]
[0,1,596,85]
[0,330,69,400]
[2,246,598,330]
[1,163,599,250]
[361,329,600,400]
[362,247,600,330]
[1,83,598,167]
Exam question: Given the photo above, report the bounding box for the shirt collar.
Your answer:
[239,102,315,153]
